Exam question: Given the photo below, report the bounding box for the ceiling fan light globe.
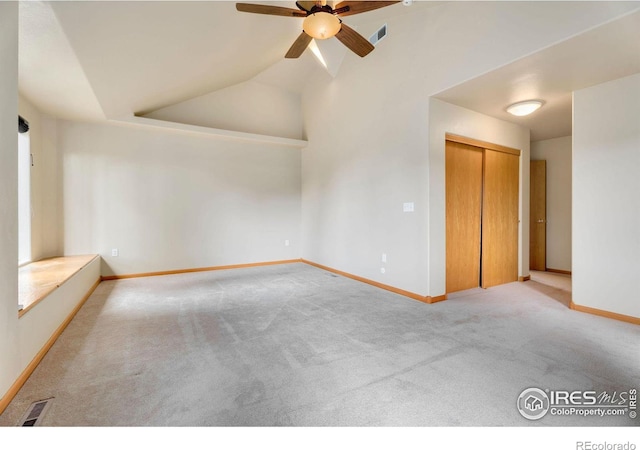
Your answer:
[303,12,341,39]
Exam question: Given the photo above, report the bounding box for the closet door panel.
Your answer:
[445,141,483,293]
[482,149,520,288]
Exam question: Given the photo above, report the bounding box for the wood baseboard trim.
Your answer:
[425,294,447,304]
[301,259,446,304]
[518,275,531,282]
[0,278,101,415]
[570,301,639,325]
[547,268,572,275]
[101,259,303,281]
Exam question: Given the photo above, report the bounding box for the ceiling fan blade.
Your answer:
[236,3,308,17]
[335,23,375,57]
[285,32,313,58]
[334,1,400,17]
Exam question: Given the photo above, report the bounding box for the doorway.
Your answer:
[445,135,520,294]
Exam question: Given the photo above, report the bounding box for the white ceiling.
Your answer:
[18,1,640,142]
[434,9,640,141]
[19,1,105,121]
[18,0,422,121]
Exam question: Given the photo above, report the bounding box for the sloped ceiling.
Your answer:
[18,1,640,142]
[48,1,304,119]
[19,0,418,122]
[19,1,105,121]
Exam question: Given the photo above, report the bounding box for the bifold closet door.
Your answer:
[481,149,520,288]
[445,141,483,293]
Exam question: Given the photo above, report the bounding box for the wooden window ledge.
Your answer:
[19,255,100,317]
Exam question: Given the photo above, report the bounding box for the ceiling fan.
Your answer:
[236,1,400,58]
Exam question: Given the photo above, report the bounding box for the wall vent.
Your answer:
[369,24,387,46]
[18,398,53,426]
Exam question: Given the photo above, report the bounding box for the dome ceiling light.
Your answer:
[506,100,544,117]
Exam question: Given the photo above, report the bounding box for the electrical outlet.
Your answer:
[382,253,387,263]
[403,202,415,212]
[111,248,119,257]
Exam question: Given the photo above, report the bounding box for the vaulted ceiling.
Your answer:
[18,1,423,121]
[18,1,640,142]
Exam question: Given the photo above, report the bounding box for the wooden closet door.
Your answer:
[446,141,483,293]
[530,160,547,271]
[481,149,520,288]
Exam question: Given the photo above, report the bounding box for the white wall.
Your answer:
[1,14,96,407]
[60,120,302,276]
[145,80,303,140]
[0,1,21,406]
[573,73,640,318]
[301,82,430,295]
[531,136,572,272]
[19,95,64,262]
[300,1,624,296]
[428,99,531,297]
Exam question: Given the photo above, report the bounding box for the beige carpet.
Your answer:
[1,263,637,426]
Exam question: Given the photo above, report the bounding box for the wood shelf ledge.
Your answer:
[19,254,100,317]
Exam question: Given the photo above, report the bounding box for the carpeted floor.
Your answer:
[0,263,638,426]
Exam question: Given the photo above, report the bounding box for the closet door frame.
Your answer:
[444,133,521,293]
[446,134,521,158]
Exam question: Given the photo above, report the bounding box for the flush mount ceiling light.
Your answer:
[506,100,543,117]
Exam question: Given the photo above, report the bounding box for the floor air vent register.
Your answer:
[18,398,53,426]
